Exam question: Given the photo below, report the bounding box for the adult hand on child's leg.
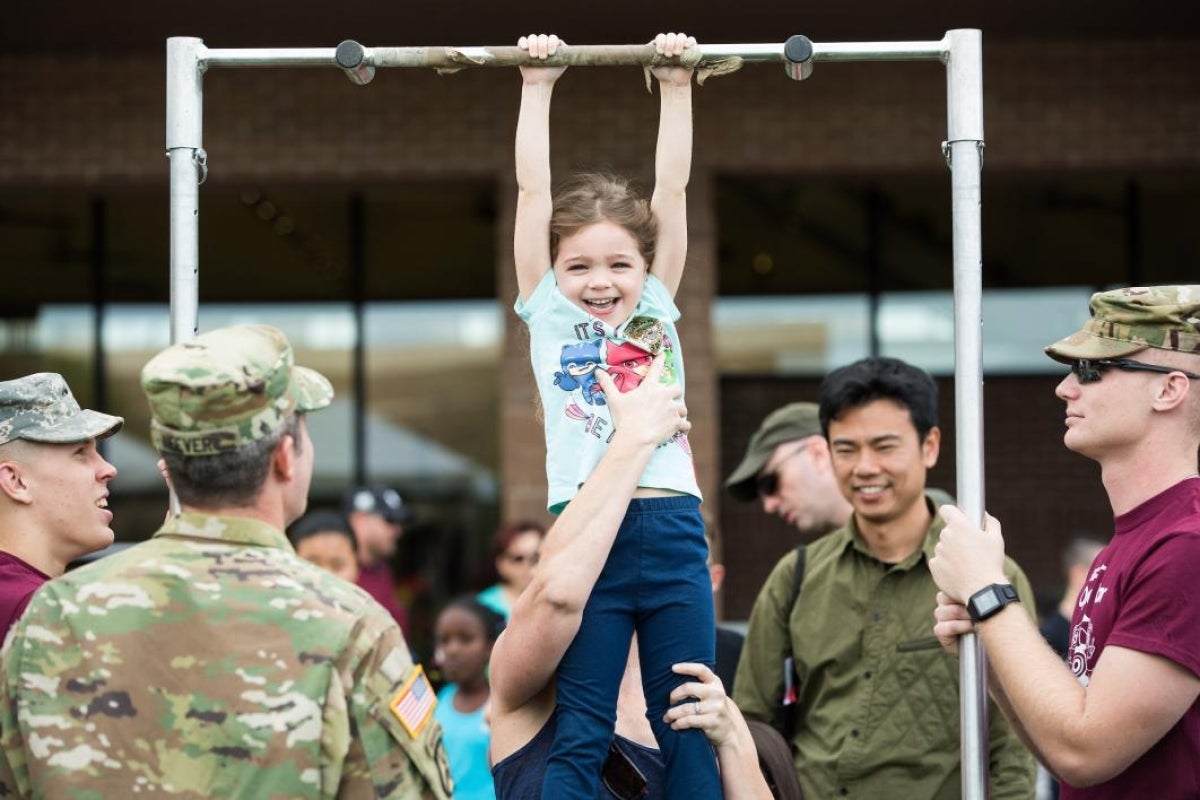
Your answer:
[662,662,736,745]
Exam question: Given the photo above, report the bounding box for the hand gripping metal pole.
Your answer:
[945,28,989,800]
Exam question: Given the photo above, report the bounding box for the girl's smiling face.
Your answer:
[553,220,648,327]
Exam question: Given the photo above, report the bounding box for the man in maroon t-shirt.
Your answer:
[0,373,123,638]
[928,285,1200,799]
[343,483,411,635]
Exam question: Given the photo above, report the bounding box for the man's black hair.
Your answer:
[818,357,939,441]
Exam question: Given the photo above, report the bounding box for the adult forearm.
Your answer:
[715,706,774,800]
[976,607,1096,781]
[986,664,1052,769]
[986,687,1039,800]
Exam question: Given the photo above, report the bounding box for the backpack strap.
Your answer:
[776,543,807,737]
[789,543,807,610]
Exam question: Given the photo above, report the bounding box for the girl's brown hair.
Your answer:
[550,171,657,267]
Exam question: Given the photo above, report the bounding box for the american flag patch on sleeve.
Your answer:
[389,664,437,738]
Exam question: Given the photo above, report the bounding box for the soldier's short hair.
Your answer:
[163,414,301,509]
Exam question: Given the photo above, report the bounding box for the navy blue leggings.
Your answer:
[541,496,722,800]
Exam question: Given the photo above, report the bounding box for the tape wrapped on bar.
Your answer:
[643,54,743,92]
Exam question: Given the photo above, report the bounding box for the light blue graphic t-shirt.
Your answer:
[516,270,701,513]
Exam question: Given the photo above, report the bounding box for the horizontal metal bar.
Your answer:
[813,39,948,62]
[205,47,339,67]
[200,38,950,71]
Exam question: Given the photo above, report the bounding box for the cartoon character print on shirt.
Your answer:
[554,339,606,407]
[605,340,655,393]
[603,332,690,455]
[1069,561,1107,686]
[1069,614,1095,685]
[552,315,690,454]
[607,316,679,393]
[608,316,674,389]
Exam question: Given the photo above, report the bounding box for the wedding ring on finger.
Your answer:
[693,700,702,716]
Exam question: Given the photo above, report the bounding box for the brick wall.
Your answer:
[3,40,1198,185]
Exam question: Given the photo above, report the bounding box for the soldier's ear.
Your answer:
[272,434,297,483]
[0,459,33,504]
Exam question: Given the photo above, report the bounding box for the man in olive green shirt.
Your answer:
[733,356,1036,799]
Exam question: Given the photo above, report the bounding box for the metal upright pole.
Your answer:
[166,37,206,346]
[945,28,989,800]
[164,37,206,516]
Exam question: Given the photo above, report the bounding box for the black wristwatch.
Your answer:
[966,583,1020,623]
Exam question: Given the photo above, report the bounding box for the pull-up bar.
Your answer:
[165,31,990,799]
[188,35,955,82]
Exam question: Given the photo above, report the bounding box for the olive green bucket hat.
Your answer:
[724,402,822,502]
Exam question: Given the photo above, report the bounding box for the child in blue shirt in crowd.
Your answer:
[513,31,721,800]
[433,596,506,800]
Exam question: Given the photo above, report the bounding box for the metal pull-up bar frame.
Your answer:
[165,30,990,799]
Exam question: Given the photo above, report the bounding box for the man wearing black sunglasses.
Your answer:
[734,356,1037,799]
[725,403,853,539]
[931,285,1200,799]
[489,354,774,800]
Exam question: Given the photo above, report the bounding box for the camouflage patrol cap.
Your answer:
[141,324,333,458]
[1045,285,1200,363]
[724,402,822,502]
[0,372,124,446]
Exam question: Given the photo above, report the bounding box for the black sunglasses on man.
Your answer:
[1069,358,1200,384]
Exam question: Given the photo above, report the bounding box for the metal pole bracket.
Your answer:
[942,139,985,169]
[194,147,209,185]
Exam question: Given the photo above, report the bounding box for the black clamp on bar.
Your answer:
[336,40,375,85]
[783,35,814,81]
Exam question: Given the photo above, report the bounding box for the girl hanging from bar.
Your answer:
[509,31,723,800]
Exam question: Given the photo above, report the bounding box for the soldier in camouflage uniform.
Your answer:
[0,324,453,799]
[930,286,1200,798]
[0,373,123,637]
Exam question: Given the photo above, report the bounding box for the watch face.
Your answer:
[974,590,1001,616]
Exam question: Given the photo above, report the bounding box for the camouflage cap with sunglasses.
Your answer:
[725,402,822,502]
[141,324,333,458]
[1045,285,1200,364]
[0,372,124,447]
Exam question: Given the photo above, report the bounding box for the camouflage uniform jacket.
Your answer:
[0,512,453,800]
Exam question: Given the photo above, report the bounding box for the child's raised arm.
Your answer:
[514,33,567,302]
[648,32,696,298]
